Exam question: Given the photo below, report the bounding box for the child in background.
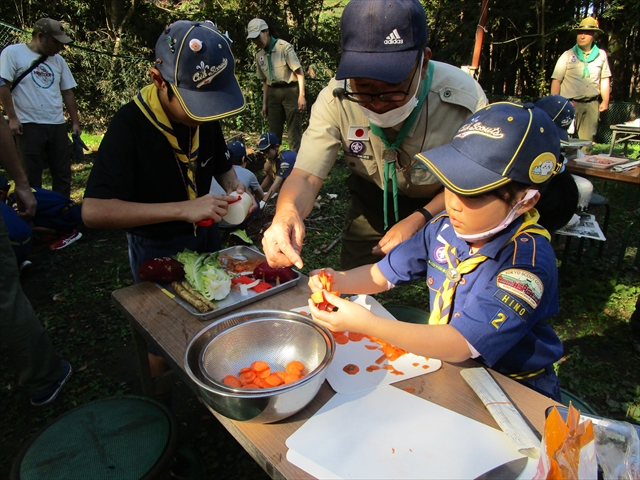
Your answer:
[227,140,265,201]
[308,102,573,402]
[255,132,297,203]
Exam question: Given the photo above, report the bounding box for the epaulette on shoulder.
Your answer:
[510,231,540,267]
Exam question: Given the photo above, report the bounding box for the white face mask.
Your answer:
[455,189,538,242]
[356,54,423,128]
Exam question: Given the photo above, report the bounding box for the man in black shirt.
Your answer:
[83,20,247,282]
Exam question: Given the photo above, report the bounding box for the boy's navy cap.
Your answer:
[335,0,428,84]
[416,102,561,196]
[227,140,246,157]
[33,18,73,44]
[255,132,280,151]
[155,20,245,122]
[535,95,574,144]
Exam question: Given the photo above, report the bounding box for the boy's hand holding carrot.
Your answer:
[308,268,337,292]
[307,291,377,333]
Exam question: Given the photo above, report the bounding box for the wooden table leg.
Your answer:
[129,322,155,396]
[608,130,618,156]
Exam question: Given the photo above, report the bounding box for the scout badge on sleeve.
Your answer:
[533,404,597,479]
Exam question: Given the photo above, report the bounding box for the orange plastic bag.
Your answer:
[534,404,597,479]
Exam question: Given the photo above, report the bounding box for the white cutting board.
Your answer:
[292,295,441,394]
[286,385,529,479]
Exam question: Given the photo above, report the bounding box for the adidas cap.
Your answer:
[335,0,428,84]
[416,102,561,196]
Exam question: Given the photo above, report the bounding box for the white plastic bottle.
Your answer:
[221,192,253,226]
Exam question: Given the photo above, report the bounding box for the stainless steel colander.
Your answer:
[199,317,329,392]
[184,310,335,423]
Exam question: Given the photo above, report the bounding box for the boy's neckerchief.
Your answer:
[265,36,279,84]
[572,44,600,78]
[369,61,434,230]
[134,84,200,200]
[428,210,550,325]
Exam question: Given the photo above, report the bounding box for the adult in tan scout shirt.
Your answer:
[247,18,306,152]
[551,17,611,154]
[262,0,486,270]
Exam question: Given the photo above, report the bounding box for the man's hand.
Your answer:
[262,104,268,119]
[13,184,37,218]
[298,95,307,113]
[262,209,306,268]
[71,122,82,136]
[599,102,609,112]
[371,211,425,256]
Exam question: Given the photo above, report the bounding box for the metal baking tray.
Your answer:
[155,245,300,321]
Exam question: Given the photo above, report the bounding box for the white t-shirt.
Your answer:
[0,43,77,124]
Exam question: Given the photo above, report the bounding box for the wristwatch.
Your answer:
[414,207,433,223]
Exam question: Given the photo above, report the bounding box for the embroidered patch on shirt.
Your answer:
[494,290,531,318]
[433,245,448,264]
[348,141,365,155]
[347,126,369,141]
[489,310,508,330]
[496,268,543,308]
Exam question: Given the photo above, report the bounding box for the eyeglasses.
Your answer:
[342,54,422,104]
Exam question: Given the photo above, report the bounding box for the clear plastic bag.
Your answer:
[592,419,640,480]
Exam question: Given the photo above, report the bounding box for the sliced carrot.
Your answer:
[265,374,283,387]
[239,367,252,373]
[239,371,256,384]
[286,360,304,374]
[274,371,288,381]
[348,332,365,342]
[223,375,242,388]
[259,368,272,379]
[250,360,269,372]
[283,373,301,384]
[333,332,349,345]
[253,376,270,388]
[244,383,260,389]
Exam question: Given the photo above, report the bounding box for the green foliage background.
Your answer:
[2,0,639,132]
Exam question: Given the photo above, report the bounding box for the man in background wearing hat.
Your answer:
[262,0,486,270]
[247,18,306,152]
[83,20,247,283]
[0,18,81,198]
[255,132,297,204]
[551,17,611,154]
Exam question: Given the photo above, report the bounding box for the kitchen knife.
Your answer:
[474,456,528,480]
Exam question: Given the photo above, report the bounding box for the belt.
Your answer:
[571,96,599,103]
[270,82,296,89]
[507,364,553,381]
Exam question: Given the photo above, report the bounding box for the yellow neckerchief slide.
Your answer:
[134,84,200,200]
[428,210,550,325]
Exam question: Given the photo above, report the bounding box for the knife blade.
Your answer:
[474,456,528,480]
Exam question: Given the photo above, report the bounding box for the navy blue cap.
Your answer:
[535,95,574,144]
[227,140,246,157]
[155,20,245,122]
[336,0,428,84]
[415,102,561,196]
[255,132,280,151]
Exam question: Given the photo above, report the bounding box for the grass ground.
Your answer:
[1,141,639,478]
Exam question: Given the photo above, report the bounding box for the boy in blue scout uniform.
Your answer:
[255,132,297,203]
[307,102,573,401]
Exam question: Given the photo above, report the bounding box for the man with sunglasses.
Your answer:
[0,18,81,198]
[263,0,486,270]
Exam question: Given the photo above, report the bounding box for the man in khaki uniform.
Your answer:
[551,17,611,154]
[262,0,486,270]
[247,18,306,152]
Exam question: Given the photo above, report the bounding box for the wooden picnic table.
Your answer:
[112,280,560,480]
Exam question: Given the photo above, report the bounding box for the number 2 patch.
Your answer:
[490,310,507,330]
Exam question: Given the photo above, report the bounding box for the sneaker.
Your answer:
[49,230,82,250]
[19,260,32,274]
[230,229,252,244]
[30,360,72,407]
